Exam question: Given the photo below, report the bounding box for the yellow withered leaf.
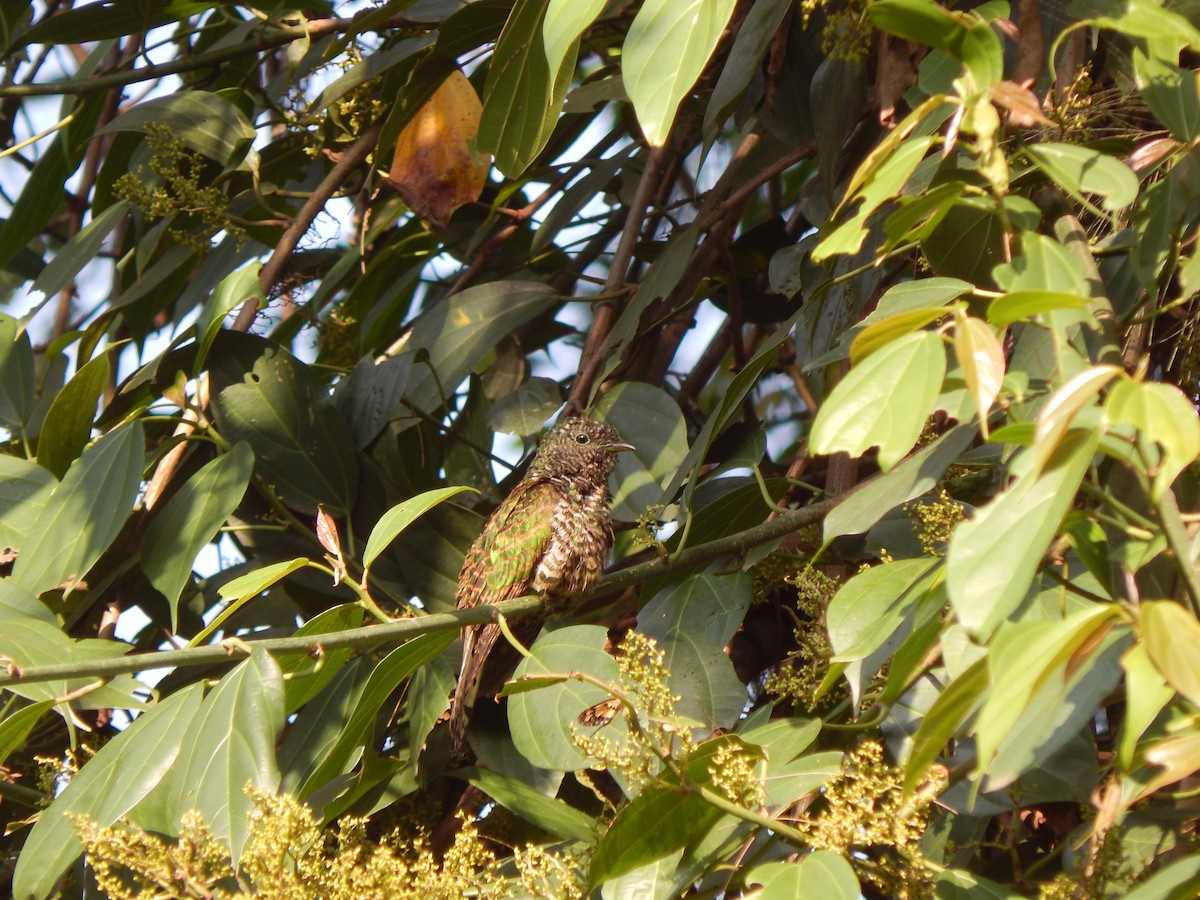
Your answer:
[386,70,490,228]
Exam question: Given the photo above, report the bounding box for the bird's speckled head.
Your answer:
[526,417,634,482]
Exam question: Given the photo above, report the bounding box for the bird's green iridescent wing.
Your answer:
[456,479,558,608]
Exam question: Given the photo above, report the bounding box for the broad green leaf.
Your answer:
[1105,380,1200,499]
[954,314,1005,434]
[195,262,261,374]
[542,0,605,75]
[827,559,939,662]
[18,1,218,46]
[870,0,1002,87]
[595,382,688,522]
[211,347,359,515]
[32,200,131,298]
[903,658,988,795]
[362,485,478,572]
[168,651,284,864]
[747,852,860,899]
[399,281,558,428]
[1118,642,1174,770]
[1134,48,1200,142]
[100,92,255,166]
[11,685,203,900]
[986,289,1092,326]
[12,421,145,597]
[0,455,56,555]
[639,572,752,730]
[0,314,35,431]
[1024,143,1138,212]
[488,376,563,437]
[810,330,947,471]
[815,136,938,260]
[35,351,109,478]
[279,661,371,794]
[623,0,737,146]
[479,0,577,175]
[703,0,793,138]
[1122,854,1200,900]
[849,307,949,364]
[1141,600,1200,708]
[1078,0,1200,55]
[142,442,254,629]
[589,786,723,887]
[824,423,974,540]
[281,604,366,714]
[461,766,596,842]
[1032,365,1119,472]
[946,429,1099,638]
[972,605,1123,779]
[0,700,53,766]
[297,631,456,797]
[510,625,623,771]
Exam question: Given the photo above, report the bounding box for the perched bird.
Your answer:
[449,417,633,760]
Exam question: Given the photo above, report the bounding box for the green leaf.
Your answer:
[168,651,285,864]
[814,136,938,260]
[280,604,366,715]
[746,852,860,899]
[0,455,56,556]
[18,1,219,46]
[827,559,940,662]
[461,766,595,842]
[35,351,109,478]
[903,657,988,795]
[1024,143,1138,212]
[32,200,131,298]
[279,661,371,794]
[972,605,1123,781]
[100,91,255,166]
[0,314,36,431]
[934,869,1026,899]
[11,685,204,900]
[0,700,53,766]
[510,625,623,771]
[362,485,478,572]
[1118,642,1175,770]
[1122,854,1200,900]
[1141,600,1200,708]
[703,0,793,139]
[639,572,752,730]
[142,443,254,629]
[623,0,737,146]
[589,785,723,887]
[488,377,564,437]
[399,281,558,428]
[211,347,359,515]
[848,307,949,364]
[986,289,1092,326]
[810,330,947,471]
[1134,48,1200,142]
[297,632,456,797]
[479,0,577,175]
[946,428,1099,638]
[542,0,605,75]
[12,421,145,597]
[1032,365,1120,473]
[1105,380,1200,500]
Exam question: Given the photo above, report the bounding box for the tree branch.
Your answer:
[0,498,838,689]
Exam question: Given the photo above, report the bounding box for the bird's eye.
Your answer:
[575,433,590,444]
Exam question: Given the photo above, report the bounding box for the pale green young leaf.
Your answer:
[1118,643,1175,770]
[1032,365,1120,473]
[542,0,604,75]
[810,330,946,471]
[362,485,478,572]
[746,852,860,899]
[954,314,1005,435]
[623,0,737,147]
[848,306,949,365]
[1024,143,1138,212]
[986,289,1092,326]
[1141,600,1200,708]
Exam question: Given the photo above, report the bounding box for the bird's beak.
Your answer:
[606,441,636,454]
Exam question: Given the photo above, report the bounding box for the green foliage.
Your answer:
[3,0,1200,897]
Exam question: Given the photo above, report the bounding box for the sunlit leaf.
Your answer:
[362,485,478,572]
[1105,380,1200,499]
